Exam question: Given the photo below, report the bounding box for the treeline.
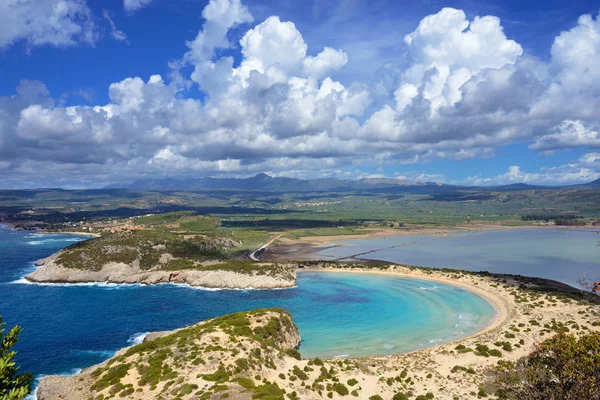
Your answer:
[520,213,579,222]
[554,218,588,226]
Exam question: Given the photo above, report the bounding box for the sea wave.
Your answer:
[10,279,144,289]
[127,332,149,345]
[27,238,83,245]
[71,349,116,358]
[10,279,297,291]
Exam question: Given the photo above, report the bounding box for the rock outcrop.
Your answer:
[27,253,296,289]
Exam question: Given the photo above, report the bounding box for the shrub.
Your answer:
[332,383,349,395]
[347,378,358,386]
[488,349,502,357]
[393,393,409,400]
[292,366,308,381]
[493,332,600,399]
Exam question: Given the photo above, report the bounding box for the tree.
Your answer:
[493,332,600,399]
[0,316,33,400]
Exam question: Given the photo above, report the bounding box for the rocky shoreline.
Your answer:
[27,252,297,289]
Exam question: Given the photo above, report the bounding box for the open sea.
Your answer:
[0,225,495,392]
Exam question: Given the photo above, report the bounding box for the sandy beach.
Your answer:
[295,265,598,398]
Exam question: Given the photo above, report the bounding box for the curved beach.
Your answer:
[306,266,510,343]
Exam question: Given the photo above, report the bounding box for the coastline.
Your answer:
[34,264,599,399]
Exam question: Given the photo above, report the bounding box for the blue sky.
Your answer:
[0,0,599,188]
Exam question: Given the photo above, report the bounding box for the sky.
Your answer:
[1,0,600,188]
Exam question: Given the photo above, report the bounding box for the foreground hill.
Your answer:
[37,309,302,400]
[27,230,296,289]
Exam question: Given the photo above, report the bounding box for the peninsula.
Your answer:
[26,230,296,289]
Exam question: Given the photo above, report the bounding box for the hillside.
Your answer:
[37,308,302,400]
[26,230,296,289]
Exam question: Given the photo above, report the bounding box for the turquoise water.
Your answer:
[0,225,494,387]
[316,228,600,287]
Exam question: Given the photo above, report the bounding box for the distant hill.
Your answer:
[588,178,600,187]
[105,173,446,193]
[104,174,600,193]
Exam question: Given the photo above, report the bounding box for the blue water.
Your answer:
[317,229,600,287]
[0,225,494,385]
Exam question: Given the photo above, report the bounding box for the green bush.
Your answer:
[332,383,349,395]
[494,332,600,399]
[0,317,33,400]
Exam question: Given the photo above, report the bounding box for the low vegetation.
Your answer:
[492,331,600,399]
[56,230,231,271]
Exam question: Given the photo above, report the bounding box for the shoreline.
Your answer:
[301,267,509,352]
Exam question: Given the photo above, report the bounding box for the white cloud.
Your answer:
[103,10,128,42]
[303,47,349,79]
[400,8,522,112]
[2,2,600,187]
[530,120,600,151]
[124,0,152,13]
[0,0,96,49]
[236,16,308,78]
[462,154,600,186]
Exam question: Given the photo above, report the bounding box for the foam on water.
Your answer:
[27,238,83,245]
[127,332,149,345]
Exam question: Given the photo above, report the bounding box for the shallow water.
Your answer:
[316,228,600,287]
[0,225,494,382]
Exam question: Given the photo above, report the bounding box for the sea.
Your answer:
[0,224,495,393]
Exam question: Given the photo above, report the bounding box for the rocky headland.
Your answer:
[26,230,296,289]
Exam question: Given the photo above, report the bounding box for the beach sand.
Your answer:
[300,265,598,399]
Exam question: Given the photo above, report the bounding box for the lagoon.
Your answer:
[316,228,600,287]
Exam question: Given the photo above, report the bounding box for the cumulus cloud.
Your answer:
[530,120,600,152]
[1,2,600,187]
[0,0,97,49]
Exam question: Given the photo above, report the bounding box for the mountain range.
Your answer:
[105,174,600,193]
